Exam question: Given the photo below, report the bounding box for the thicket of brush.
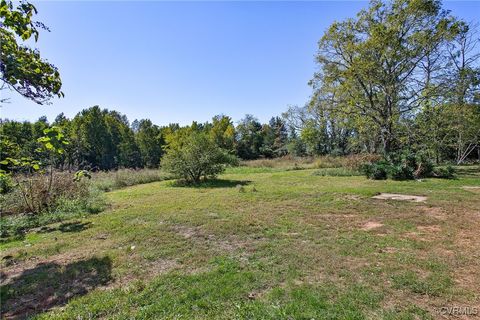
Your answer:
[0,171,105,238]
[0,169,171,239]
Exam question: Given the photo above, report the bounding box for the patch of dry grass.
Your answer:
[241,154,381,171]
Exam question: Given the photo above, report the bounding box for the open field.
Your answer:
[1,166,479,319]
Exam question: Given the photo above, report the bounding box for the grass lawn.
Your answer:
[1,167,479,319]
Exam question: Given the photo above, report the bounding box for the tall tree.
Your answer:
[446,23,480,163]
[210,115,236,152]
[311,0,460,154]
[236,115,264,160]
[135,119,164,168]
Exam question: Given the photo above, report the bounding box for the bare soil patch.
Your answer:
[462,186,480,193]
[419,206,447,220]
[417,225,441,233]
[361,221,384,231]
[170,224,262,256]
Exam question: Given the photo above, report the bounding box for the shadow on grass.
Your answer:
[1,221,92,247]
[0,256,112,319]
[0,234,25,245]
[37,221,92,234]
[169,179,252,189]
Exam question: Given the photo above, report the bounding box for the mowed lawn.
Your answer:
[1,167,479,319]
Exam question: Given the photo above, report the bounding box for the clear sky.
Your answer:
[2,1,479,126]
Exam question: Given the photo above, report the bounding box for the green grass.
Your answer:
[1,166,479,319]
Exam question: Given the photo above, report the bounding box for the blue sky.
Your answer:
[2,1,479,126]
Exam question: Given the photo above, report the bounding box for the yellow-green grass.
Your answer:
[1,167,479,319]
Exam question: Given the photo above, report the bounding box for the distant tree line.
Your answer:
[0,107,293,170]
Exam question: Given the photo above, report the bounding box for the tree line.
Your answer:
[0,107,293,170]
[1,0,479,171]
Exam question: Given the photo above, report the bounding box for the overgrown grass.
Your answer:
[0,185,106,240]
[241,154,381,172]
[92,168,173,191]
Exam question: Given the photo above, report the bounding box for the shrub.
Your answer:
[386,151,435,180]
[388,163,415,180]
[161,132,238,183]
[432,166,456,179]
[362,151,449,180]
[0,173,13,194]
[361,160,389,180]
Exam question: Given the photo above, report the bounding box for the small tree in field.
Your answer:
[161,132,237,183]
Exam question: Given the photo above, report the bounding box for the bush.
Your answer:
[161,132,238,183]
[361,151,448,180]
[0,174,13,194]
[432,166,456,179]
[361,160,389,180]
[343,154,382,171]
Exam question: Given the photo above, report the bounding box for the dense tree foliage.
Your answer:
[298,0,479,163]
[0,107,294,171]
[0,0,63,105]
[134,119,164,168]
[161,131,237,183]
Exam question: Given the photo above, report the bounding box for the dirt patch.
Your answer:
[417,225,441,233]
[361,221,384,231]
[402,224,443,242]
[172,225,200,239]
[419,206,447,220]
[148,258,179,276]
[111,257,180,289]
[462,186,480,193]
[372,193,427,202]
[312,213,359,219]
[340,194,361,201]
[378,247,397,254]
[1,251,91,281]
[455,228,480,250]
[170,224,262,256]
